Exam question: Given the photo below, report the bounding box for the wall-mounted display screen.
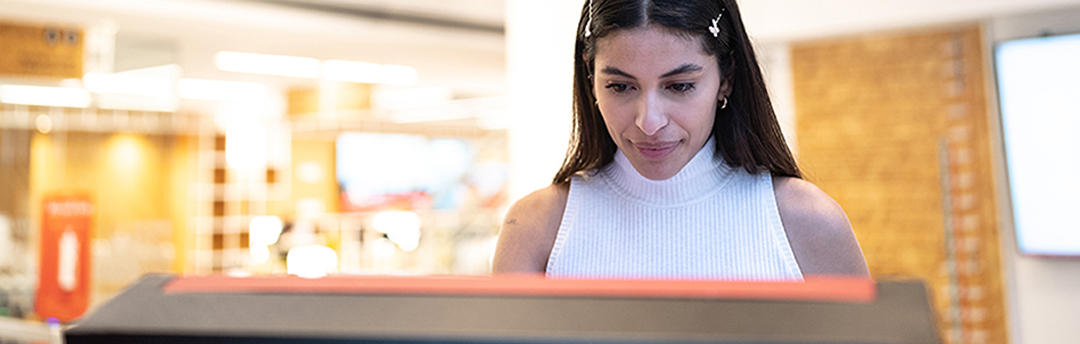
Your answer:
[335,132,507,213]
[995,32,1080,257]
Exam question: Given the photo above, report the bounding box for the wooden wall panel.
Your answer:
[792,26,1007,344]
[28,131,179,306]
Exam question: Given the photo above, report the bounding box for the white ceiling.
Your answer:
[1,0,1079,98]
[0,0,508,97]
[741,0,1080,42]
[259,0,505,28]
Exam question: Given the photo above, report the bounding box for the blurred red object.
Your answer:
[164,273,876,303]
[36,195,93,322]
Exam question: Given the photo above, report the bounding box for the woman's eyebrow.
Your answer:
[599,64,704,80]
[660,64,703,78]
[600,66,635,79]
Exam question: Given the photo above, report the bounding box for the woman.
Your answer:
[493,0,868,279]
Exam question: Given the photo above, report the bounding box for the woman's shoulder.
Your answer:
[771,177,847,226]
[771,176,870,277]
[491,183,570,274]
[510,183,571,217]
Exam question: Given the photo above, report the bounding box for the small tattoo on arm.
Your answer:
[505,219,518,225]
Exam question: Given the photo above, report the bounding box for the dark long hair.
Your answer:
[552,0,801,183]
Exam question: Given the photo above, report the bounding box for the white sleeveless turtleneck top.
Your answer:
[546,139,803,281]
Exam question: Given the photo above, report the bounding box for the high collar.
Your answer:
[600,137,735,207]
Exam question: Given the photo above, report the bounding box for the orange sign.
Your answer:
[0,22,83,78]
[36,195,93,322]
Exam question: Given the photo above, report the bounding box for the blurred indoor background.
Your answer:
[0,0,1079,343]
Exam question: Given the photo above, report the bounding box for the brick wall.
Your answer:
[792,26,1008,344]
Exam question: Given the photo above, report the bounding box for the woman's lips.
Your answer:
[634,141,678,159]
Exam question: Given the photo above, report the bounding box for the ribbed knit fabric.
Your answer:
[546,138,803,281]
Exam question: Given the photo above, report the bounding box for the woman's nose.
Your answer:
[635,92,668,136]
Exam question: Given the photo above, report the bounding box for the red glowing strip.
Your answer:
[163,274,876,303]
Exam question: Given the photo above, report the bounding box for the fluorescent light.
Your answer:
[214,53,415,84]
[83,73,175,97]
[82,69,180,111]
[380,64,418,86]
[323,60,418,86]
[215,51,320,78]
[322,60,383,83]
[95,93,179,112]
[119,64,183,79]
[59,78,82,88]
[371,87,452,110]
[85,63,183,96]
[0,85,91,108]
[176,78,269,101]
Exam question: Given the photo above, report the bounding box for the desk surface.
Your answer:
[65,274,939,344]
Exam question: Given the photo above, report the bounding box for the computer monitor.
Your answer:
[995,32,1080,257]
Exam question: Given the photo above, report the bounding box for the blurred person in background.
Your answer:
[493,0,868,279]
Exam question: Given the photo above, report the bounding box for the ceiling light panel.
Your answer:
[215,51,321,78]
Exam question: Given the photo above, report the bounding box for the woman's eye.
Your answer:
[605,83,629,93]
[667,83,695,93]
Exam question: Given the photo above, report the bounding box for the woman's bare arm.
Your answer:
[773,177,870,277]
[491,183,569,274]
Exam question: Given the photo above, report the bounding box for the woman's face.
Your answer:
[593,26,730,180]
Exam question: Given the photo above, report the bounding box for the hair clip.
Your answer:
[584,0,594,38]
[708,8,725,38]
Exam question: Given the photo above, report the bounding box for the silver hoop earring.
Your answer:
[719,97,729,110]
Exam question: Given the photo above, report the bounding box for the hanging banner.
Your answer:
[36,195,93,322]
